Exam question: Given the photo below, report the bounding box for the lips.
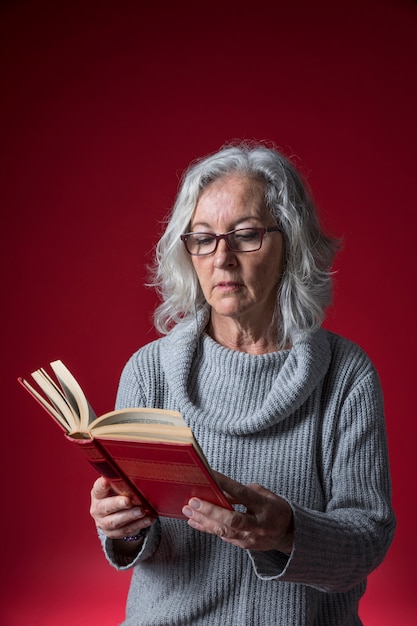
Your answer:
[215,281,243,291]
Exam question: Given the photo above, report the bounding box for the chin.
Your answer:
[212,305,245,320]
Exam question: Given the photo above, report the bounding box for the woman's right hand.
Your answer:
[90,476,155,540]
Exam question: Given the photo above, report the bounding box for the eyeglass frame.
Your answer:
[180,226,281,256]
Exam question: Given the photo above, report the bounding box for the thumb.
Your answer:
[92,476,113,499]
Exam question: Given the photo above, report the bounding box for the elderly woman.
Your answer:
[90,142,395,625]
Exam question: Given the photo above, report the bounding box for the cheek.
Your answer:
[252,257,282,291]
[191,260,208,290]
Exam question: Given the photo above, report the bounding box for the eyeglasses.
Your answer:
[180,226,281,256]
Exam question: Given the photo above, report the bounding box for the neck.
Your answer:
[206,314,280,355]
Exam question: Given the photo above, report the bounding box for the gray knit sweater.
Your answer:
[100,319,395,625]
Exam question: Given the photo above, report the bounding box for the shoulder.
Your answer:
[128,336,164,361]
[321,329,382,397]
[121,319,197,378]
[115,321,197,410]
[324,329,375,371]
[116,336,167,409]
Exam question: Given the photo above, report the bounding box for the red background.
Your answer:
[1,1,416,624]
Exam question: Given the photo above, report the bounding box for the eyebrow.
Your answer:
[190,216,264,230]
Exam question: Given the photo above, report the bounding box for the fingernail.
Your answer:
[182,506,193,518]
[189,499,201,510]
[133,507,143,517]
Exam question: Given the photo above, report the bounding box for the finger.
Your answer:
[94,497,155,533]
[183,498,246,538]
[91,494,129,524]
[213,473,266,510]
[212,471,246,498]
[91,476,114,499]
[100,510,154,539]
[102,497,141,517]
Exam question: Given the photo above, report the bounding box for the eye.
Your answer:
[234,228,259,241]
[190,233,215,246]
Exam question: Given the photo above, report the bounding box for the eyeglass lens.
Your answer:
[185,228,264,255]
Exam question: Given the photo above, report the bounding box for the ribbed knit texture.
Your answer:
[100,318,395,626]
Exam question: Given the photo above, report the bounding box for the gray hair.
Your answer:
[149,141,340,349]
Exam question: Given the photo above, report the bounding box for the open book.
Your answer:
[19,360,232,519]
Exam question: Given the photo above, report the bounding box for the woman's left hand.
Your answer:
[182,472,294,554]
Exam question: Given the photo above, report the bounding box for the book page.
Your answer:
[89,407,187,431]
[50,360,97,432]
[19,377,73,432]
[88,422,193,443]
[31,368,80,432]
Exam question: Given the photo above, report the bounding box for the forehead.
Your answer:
[193,173,267,224]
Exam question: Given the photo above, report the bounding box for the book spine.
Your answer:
[65,434,158,517]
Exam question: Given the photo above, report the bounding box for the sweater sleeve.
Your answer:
[248,369,396,592]
[98,520,162,570]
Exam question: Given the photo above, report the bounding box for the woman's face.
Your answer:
[190,173,284,330]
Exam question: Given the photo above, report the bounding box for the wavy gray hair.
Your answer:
[149,141,339,349]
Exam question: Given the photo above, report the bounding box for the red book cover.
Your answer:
[19,364,233,520]
[91,437,232,518]
[65,434,158,516]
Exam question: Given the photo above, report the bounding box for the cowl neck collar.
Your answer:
[159,314,331,435]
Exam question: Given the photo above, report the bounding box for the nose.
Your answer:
[213,238,237,268]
